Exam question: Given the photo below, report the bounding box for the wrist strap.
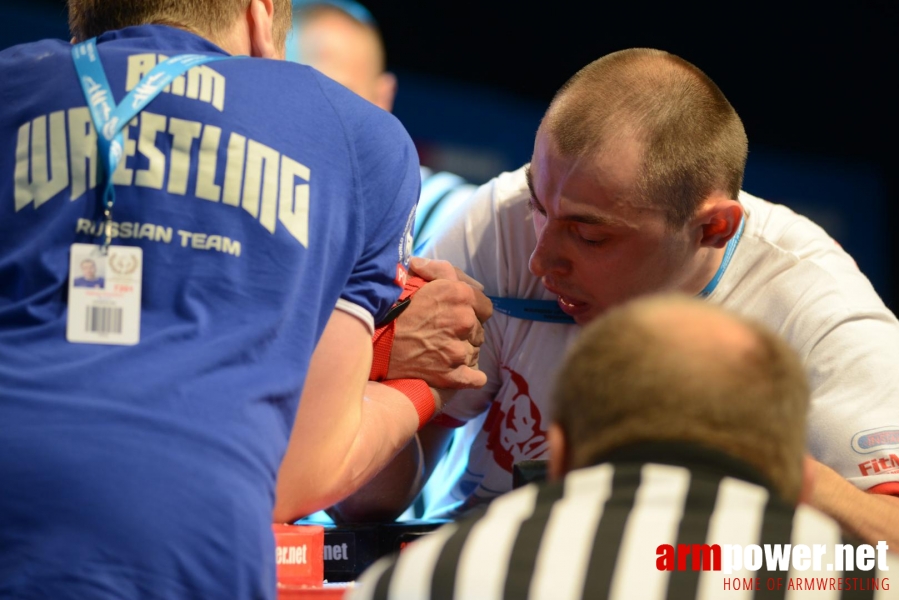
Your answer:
[370,321,396,381]
[369,275,429,381]
[381,379,436,429]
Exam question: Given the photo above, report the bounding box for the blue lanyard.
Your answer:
[71,38,231,249]
[488,215,745,323]
[697,214,745,298]
[488,297,576,324]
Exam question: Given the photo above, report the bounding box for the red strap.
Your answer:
[399,275,427,300]
[372,276,435,428]
[381,379,436,429]
[369,321,395,381]
[369,276,429,382]
[866,482,899,497]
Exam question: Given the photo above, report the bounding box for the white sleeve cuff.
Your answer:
[335,298,375,335]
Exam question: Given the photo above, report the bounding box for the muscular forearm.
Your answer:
[806,459,899,548]
[328,381,422,504]
[274,344,418,522]
[327,434,425,524]
[326,420,456,524]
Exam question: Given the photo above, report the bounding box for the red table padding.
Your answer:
[277,584,348,599]
[273,524,325,587]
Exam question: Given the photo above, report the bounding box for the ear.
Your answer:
[248,0,277,59]
[693,195,743,250]
[373,72,397,112]
[548,423,570,482]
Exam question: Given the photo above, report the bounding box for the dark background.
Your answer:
[3,0,897,305]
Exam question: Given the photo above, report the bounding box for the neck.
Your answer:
[682,244,728,296]
[210,21,251,56]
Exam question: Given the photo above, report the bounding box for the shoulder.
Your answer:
[0,38,74,101]
[430,165,532,241]
[738,191,846,259]
[0,37,70,63]
[218,59,413,160]
[308,70,413,148]
[491,164,532,204]
[475,165,533,218]
[426,165,541,298]
[717,191,892,339]
[737,191,868,282]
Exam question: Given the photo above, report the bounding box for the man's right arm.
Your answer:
[326,259,494,523]
[326,169,526,523]
[274,308,422,523]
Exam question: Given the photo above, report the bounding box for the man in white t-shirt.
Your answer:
[348,48,899,546]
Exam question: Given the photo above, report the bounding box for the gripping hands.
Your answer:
[389,257,493,394]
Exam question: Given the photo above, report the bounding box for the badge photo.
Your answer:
[67,243,143,346]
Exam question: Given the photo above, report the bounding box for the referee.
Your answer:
[350,295,897,599]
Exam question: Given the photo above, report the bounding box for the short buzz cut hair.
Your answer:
[542,48,748,227]
[552,295,810,503]
[68,0,293,49]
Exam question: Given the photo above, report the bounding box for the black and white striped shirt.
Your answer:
[349,443,896,600]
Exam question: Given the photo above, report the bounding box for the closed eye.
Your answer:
[527,197,546,216]
[573,224,607,247]
[528,196,546,216]
[578,235,606,247]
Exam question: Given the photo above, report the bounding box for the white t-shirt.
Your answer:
[422,165,899,518]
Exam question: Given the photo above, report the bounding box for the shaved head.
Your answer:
[540,48,748,227]
[553,294,810,502]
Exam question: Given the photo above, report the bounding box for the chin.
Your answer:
[573,311,600,326]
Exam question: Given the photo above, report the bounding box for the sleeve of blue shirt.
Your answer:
[312,71,422,327]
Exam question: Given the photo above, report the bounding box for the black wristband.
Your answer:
[375,296,412,329]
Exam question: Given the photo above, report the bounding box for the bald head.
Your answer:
[552,294,810,502]
[638,296,760,370]
[293,4,395,111]
[538,48,748,227]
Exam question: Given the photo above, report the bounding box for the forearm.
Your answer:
[274,381,418,522]
[327,419,457,524]
[274,307,423,523]
[327,434,425,524]
[806,459,899,547]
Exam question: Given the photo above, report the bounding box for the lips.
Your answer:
[542,280,591,318]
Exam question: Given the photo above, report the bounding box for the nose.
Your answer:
[528,221,569,279]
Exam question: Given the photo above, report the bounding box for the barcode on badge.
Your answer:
[85,305,123,334]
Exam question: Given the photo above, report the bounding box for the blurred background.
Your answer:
[4,0,897,306]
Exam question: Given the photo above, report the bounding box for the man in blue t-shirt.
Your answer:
[0,0,449,597]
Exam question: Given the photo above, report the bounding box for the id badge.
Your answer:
[67,243,142,345]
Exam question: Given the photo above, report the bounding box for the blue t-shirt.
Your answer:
[0,25,419,598]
